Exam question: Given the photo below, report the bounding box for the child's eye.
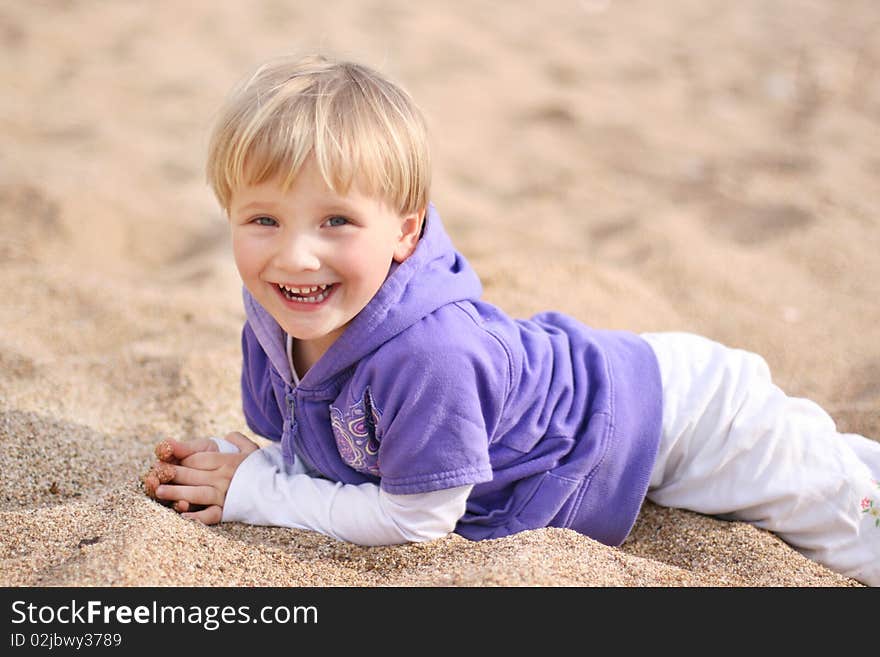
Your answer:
[253,216,277,227]
[325,215,350,227]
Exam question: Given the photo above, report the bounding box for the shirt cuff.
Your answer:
[210,436,242,454]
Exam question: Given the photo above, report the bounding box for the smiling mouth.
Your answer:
[276,283,335,304]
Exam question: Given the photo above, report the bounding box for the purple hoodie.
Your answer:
[240,204,663,545]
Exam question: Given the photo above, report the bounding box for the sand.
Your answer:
[1,0,878,587]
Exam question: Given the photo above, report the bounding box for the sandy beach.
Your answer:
[1,0,878,587]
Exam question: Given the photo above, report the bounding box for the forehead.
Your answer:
[229,165,392,217]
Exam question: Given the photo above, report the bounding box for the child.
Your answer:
[147,53,880,586]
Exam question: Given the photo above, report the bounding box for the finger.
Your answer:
[160,438,218,462]
[168,465,219,487]
[143,472,160,498]
[224,431,260,455]
[178,451,229,470]
[154,440,177,463]
[173,500,207,513]
[182,505,223,525]
[143,461,176,493]
[151,462,176,483]
[155,483,221,507]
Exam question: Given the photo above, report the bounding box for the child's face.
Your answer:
[228,159,422,362]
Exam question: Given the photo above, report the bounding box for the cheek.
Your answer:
[231,238,261,277]
[341,247,395,288]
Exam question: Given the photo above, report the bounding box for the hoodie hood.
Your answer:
[242,202,483,388]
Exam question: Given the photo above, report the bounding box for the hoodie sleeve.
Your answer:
[357,314,506,495]
[240,322,284,442]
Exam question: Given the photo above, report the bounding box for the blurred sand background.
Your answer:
[1,0,878,586]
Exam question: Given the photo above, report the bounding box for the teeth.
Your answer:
[278,283,332,303]
[280,284,328,294]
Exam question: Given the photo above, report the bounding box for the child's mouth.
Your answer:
[276,283,335,304]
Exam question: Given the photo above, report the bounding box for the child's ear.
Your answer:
[392,207,425,263]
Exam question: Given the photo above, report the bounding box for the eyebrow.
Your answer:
[234,198,362,217]
[234,200,279,214]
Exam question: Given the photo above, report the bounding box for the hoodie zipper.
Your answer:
[286,391,319,475]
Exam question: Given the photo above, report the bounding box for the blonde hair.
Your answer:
[206,54,431,215]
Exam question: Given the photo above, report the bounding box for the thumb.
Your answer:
[223,431,260,456]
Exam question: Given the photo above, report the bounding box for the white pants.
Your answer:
[642,332,880,586]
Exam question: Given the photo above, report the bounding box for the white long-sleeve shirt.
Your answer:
[215,437,471,545]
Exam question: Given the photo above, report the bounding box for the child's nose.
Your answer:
[275,233,321,271]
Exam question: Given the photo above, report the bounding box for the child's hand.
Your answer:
[151,432,259,525]
[142,437,218,510]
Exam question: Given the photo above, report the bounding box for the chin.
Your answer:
[281,323,338,342]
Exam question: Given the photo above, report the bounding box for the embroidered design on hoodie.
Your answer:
[330,387,382,476]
